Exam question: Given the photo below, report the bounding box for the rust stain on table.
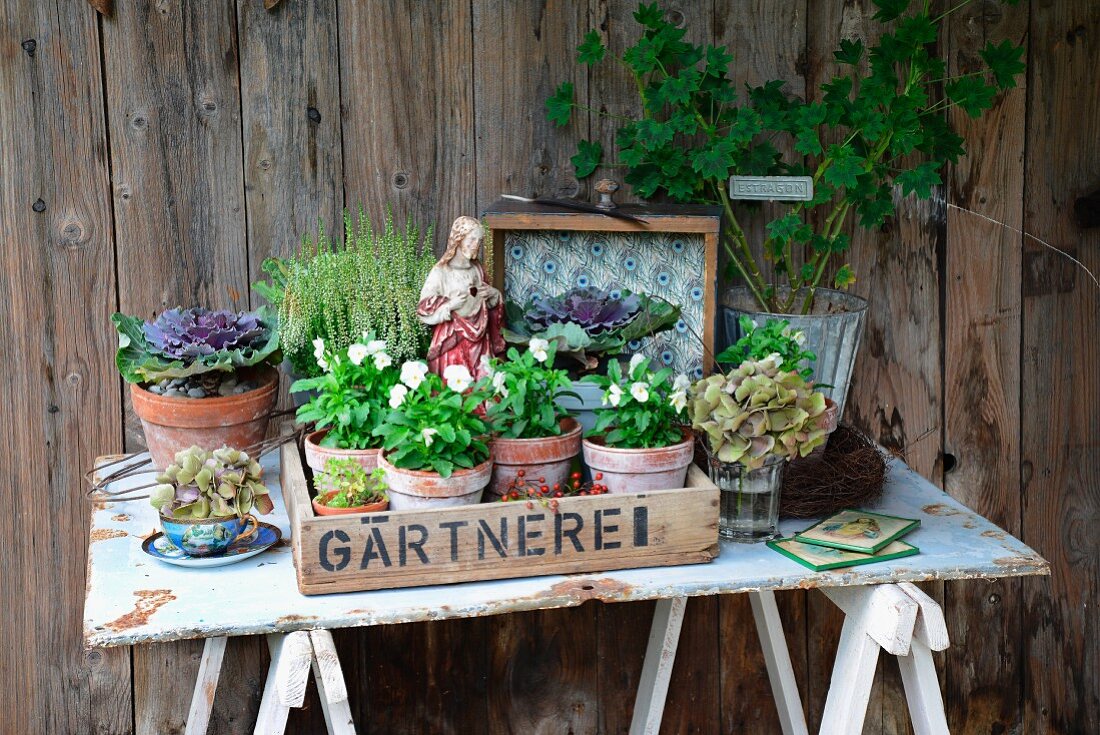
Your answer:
[90,528,128,543]
[104,589,177,632]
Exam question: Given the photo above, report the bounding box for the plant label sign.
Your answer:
[283,444,719,594]
[729,175,814,202]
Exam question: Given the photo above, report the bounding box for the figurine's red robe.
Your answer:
[416,262,504,380]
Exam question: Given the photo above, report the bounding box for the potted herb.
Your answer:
[503,286,681,429]
[253,207,435,393]
[373,361,493,509]
[112,307,281,469]
[149,446,274,557]
[688,355,829,542]
[581,354,693,494]
[311,457,389,516]
[548,0,1024,413]
[482,341,582,498]
[291,336,398,474]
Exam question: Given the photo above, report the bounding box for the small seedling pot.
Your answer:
[303,429,381,475]
[311,490,389,516]
[159,513,259,557]
[487,417,582,498]
[377,452,492,510]
[582,428,695,495]
[131,365,279,469]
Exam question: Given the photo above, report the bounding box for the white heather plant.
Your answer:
[583,354,689,449]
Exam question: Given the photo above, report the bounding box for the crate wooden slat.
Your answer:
[281,442,720,595]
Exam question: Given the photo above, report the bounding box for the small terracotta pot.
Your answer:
[377,452,492,510]
[311,489,389,516]
[487,418,582,498]
[582,428,695,495]
[131,365,279,469]
[303,429,381,475]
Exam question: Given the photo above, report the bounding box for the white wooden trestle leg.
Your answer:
[308,630,356,735]
[629,596,687,735]
[749,591,809,735]
[895,583,950,735]
[184,636,228,735]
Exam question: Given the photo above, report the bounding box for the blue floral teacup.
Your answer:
[159,514,259,557]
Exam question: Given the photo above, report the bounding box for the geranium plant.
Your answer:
[584,354,689,449]
[688,355,829,468]
[503,286,680,372]
[112,307,280,384]
[291,335,398,450]
[547,1,1025,313]
[716,316,815,380]
[315,458,388,508]
[150,446,274,519]
[482,340,576,439]
[374,361,491,477]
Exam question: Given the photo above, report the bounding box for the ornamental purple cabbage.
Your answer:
[143,308,266,362]
[525,287,641,336]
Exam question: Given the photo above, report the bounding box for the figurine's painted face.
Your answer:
[460,230,482,261]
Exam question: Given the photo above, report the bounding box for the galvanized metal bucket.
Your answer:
[720,287,868,419]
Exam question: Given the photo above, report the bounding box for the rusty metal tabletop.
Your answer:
[83,453,1047,648]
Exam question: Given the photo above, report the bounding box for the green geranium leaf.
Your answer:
[834,38,864,65]
[571,140,603,178]
[822,145,865,190]
[980,39,1026,90]
[546,82,574,127]
[946,75,997,117]
[633,2,665,29]
[872,0,911,23]
[896,161,942,199]
[576,29,606,65]
[834,264,857,289]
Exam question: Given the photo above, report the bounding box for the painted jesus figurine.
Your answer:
[416,215,505,380]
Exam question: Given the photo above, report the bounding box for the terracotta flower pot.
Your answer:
[311,489,389,516]
[131,365,279,469]
[377,452,492,510]
[487,418,582,498]
[582,428,695,495]
[303,429,381,475]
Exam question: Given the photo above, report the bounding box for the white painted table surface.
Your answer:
[83,452,1047,648]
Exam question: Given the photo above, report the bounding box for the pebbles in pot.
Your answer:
[146,374,255,399]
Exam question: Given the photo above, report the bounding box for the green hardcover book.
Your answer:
[767,537,920,572]
[792,509,921,554]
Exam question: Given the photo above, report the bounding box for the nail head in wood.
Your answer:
[32,198,46,212]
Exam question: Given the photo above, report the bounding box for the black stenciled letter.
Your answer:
[399,524,430,566]
[318,529,351,571]
[554,512,584,554]
[519,513,546,556]
[360,526,392,569]
[595,508,621,550]
[633,506,649,547]
[478,518,508,559]
[439,520,468,562]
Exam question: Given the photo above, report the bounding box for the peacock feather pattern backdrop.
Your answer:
[503,230,706,379]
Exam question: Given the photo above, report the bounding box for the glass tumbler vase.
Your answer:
[708,455,787,542]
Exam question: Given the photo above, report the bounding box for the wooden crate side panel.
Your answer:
[0,1,131,733]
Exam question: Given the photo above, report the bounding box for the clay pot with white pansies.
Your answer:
[482,341,583,498]
[373,361,494,509]
[579,354,695,494]
[290,336,399,488]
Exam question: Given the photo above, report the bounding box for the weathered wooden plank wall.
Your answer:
[1,1,1096,733]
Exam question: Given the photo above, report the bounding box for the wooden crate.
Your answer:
[281,442,720,595]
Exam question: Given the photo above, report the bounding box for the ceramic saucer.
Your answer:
[141,522,282,568]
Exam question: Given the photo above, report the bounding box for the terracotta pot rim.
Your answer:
[305,429,383,454]
[131,364,279,407]
[377,452,493,479]
[582,426,694,455]
[490,417,581,446]
[159,512,249,526]
[311,489,389,515]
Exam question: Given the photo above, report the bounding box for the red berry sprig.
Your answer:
[500,469,609,512]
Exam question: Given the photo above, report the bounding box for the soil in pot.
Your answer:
[131,365,279,469]
[488,418,582,498]
[311,489,389,516]
[377,452,492,510]
[581,428,695,494]
[303,429,380,475]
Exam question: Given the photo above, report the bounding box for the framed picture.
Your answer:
[483,200,721,378]
[793,509,921,554]
[767,537,920,572]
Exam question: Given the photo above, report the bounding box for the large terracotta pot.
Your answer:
[131,365,279,469]
[311,489,389,516]
[582,428,695,495]
[487,418,582,498]
[303,429,380,475]
[377,452,492,510]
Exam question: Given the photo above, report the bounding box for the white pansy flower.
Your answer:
[604,383,623,407]
[491,370,508,397]
[421,428,438,447]
[365,339,387,355]
[669,390,688,413]
[443,364,473,393]
[388,383,408,408]
[373,351,393,370]
[629,353,646,375]
[400,361,429,390]
[792,330,806,346]
[347,343,369,366]
[672,373,691,393]
[529,337,550,363]
[479,354,494,378]
[312,337,325,356]
[630,381,650,403]
[750,319,759,329]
